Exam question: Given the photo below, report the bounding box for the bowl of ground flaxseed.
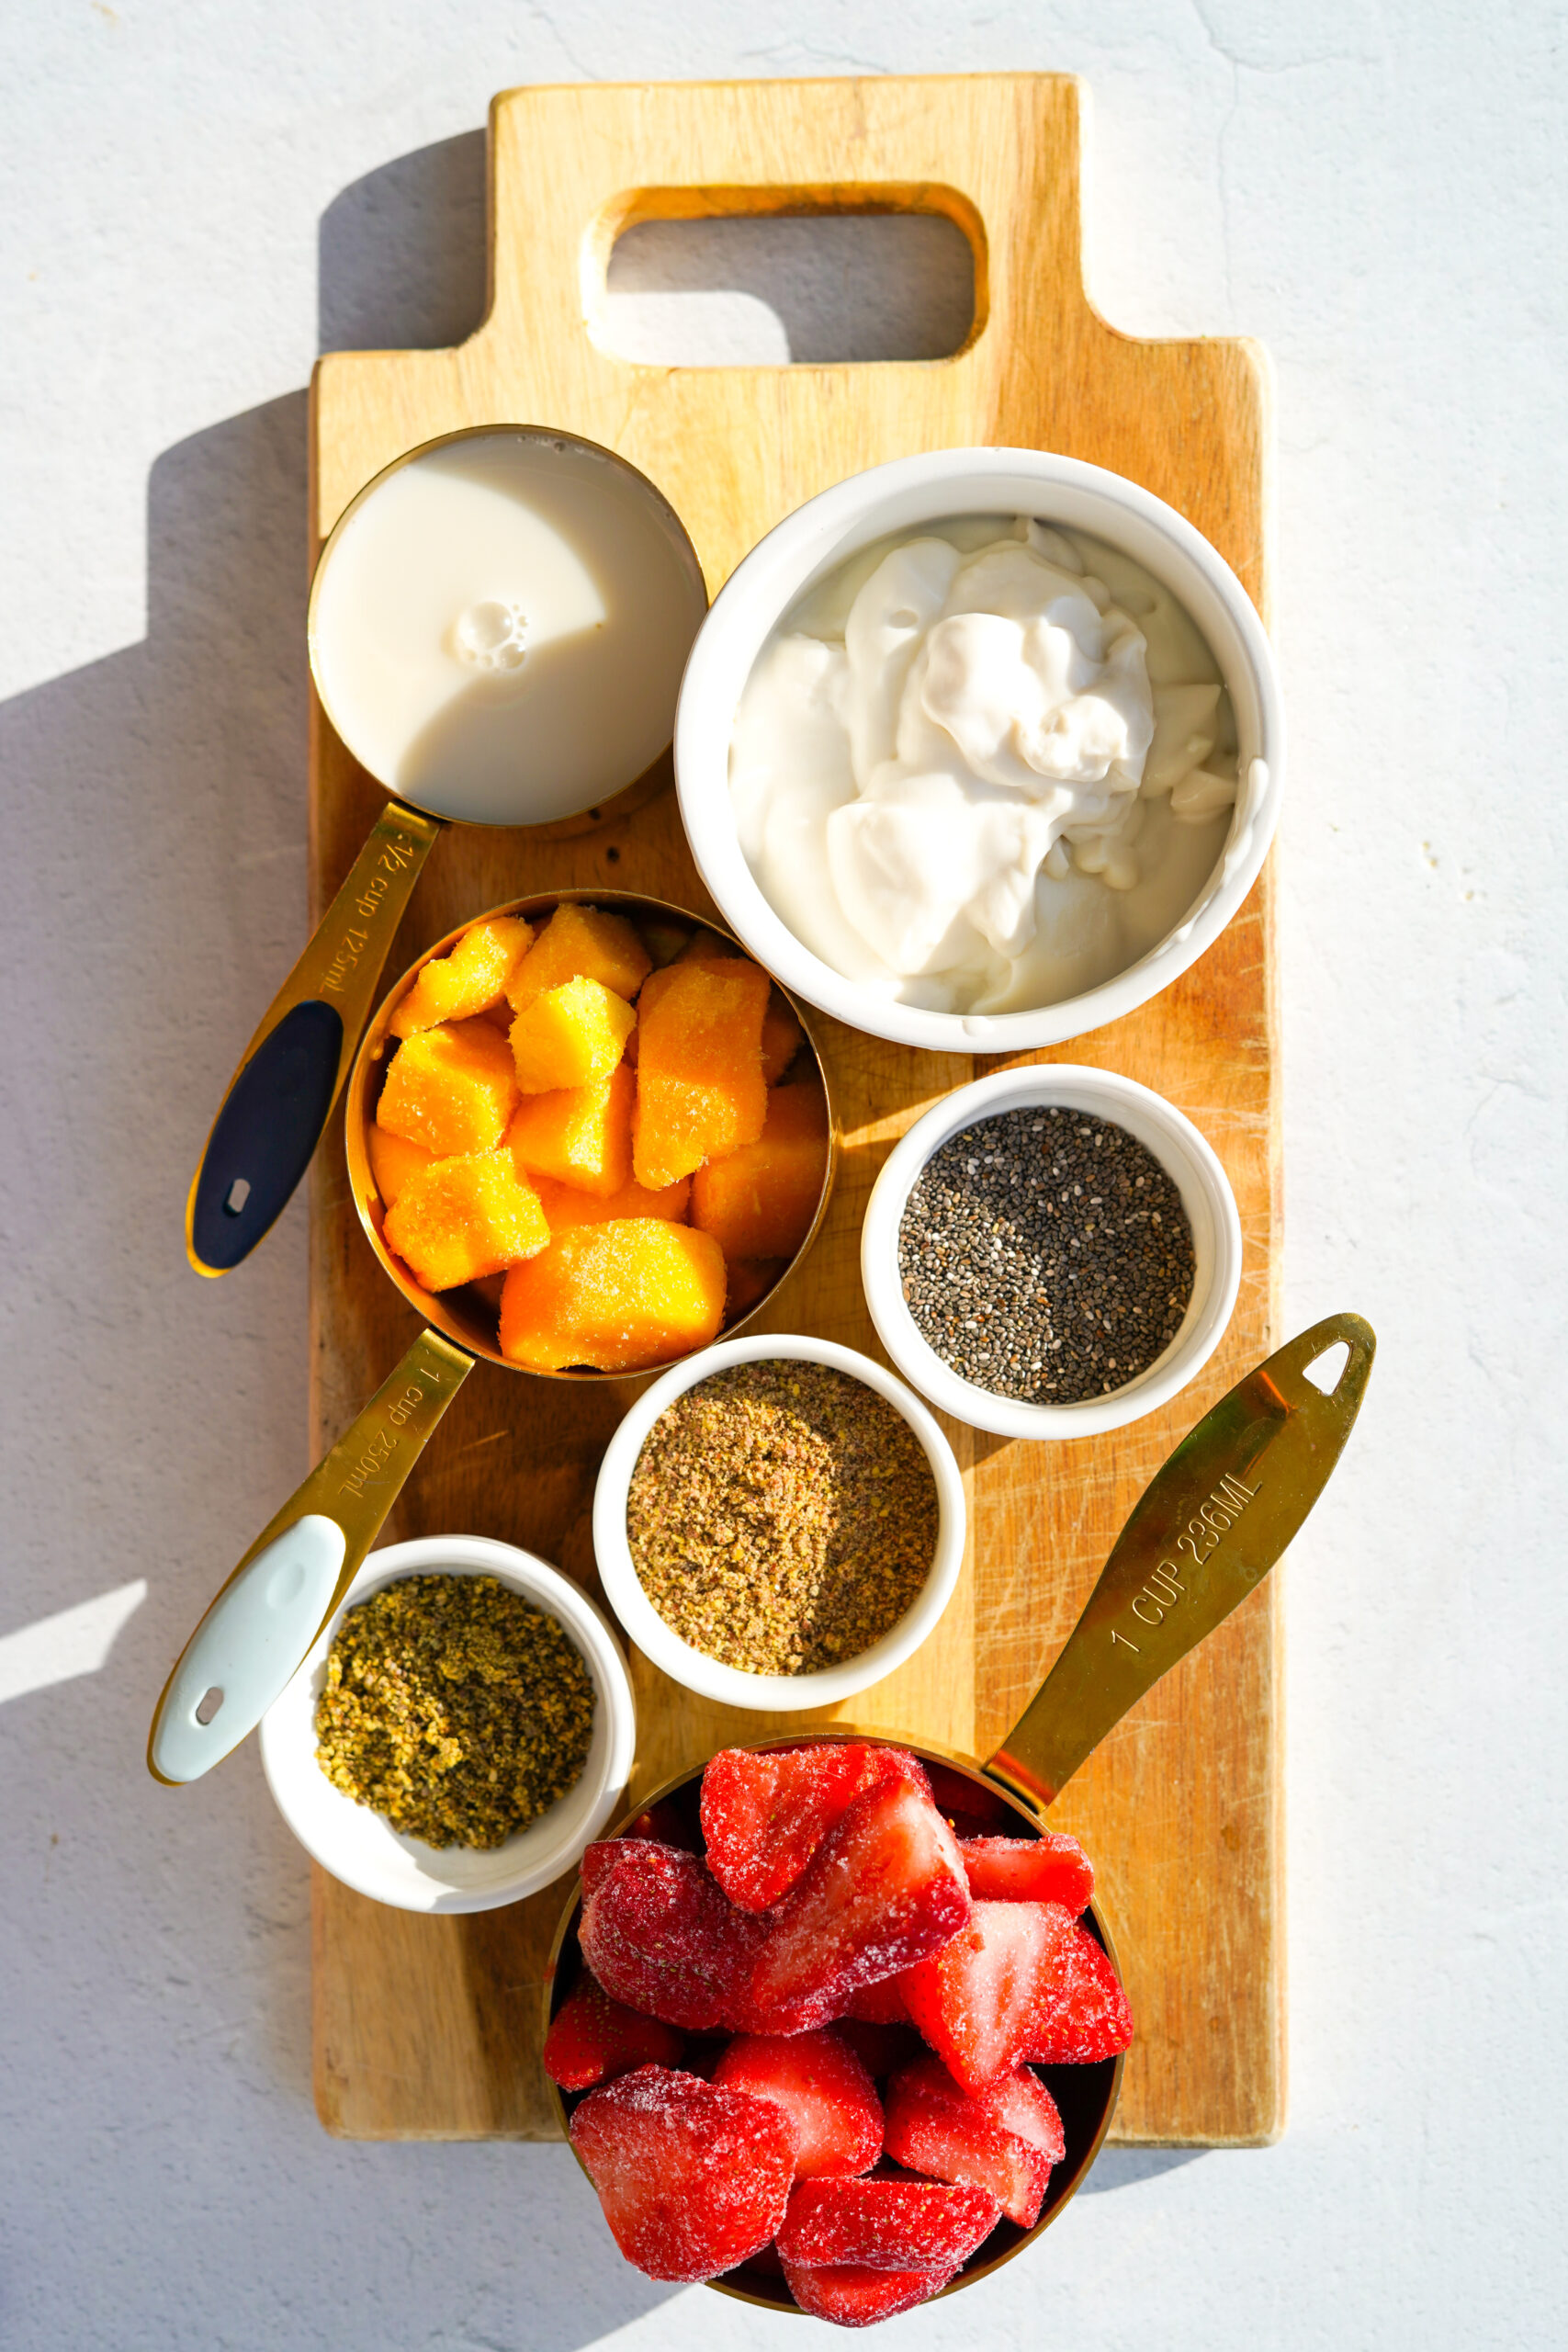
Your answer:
[592,1335,966,1708]
[861,1066,1243,1441]
[259,1534,636,1912]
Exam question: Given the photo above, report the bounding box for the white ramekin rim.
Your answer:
[592,1332,967,1710]
[674,445,1283,1053]
[861,1065,1244,1439]
[259,1533,636,1913]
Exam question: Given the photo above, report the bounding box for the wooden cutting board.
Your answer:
[307,73,1280,2147]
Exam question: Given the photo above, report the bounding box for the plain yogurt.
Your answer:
[728,516,1240,1014]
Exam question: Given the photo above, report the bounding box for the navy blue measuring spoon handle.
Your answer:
[186,802,441,1275]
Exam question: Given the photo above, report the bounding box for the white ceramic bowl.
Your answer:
[674,446,1283,1053]
[592,1333,966,1710]
[861,1066,1244,1440]
[259,1534,636,1913]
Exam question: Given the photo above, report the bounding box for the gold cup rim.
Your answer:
[343,888,840,1381]
[305,421,710,827]
[542,1733,1126,2311]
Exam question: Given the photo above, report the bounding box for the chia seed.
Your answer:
[897,1107,1196,1404]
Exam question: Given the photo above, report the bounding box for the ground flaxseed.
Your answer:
[897,1107,1196,1403]
[314,1573,593,1849]
[625,1361,939,1676]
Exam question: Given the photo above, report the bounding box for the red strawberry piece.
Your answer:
[960,1832,1094,1915]
[777,2175,999,2273]
[570,2065,795,2281]
[842,1973,910,2025]
[714,2030,883,2177]
[884,2054,1064,2229]
[832,2018,926,2081]
[780,2256,957,2327]
[749,1775,972,2030]
[542,1977,684,2091]
[702,1743,931,1914]
[1025,1927,1134,2064]
[898,1899,1077,2092]
[580,1841,761,2030]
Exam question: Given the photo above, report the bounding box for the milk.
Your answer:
[310,432,706,827]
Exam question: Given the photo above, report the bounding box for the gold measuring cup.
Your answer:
[150,890,835,1787]
[545,1312,1376,2311]
[186,425,707,1279]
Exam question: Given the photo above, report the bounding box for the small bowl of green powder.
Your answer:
[259,1535,635,1912]
[861,1066,1243,1441]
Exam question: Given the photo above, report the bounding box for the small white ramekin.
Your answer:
[592,1333,966,1710]
[861,1066,1243,1441]
[674,446,1282,1055]
[259,1534,636,1913]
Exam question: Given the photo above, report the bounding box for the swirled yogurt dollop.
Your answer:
[729,517,1240,1014]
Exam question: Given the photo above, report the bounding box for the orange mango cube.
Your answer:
[510,976,636,1095]
[690,1082,829,1261]
[367,1123,434,1209]
[632,958,770,1189]
[389,914,534,1038]
[376,1017,519,1158]
[499,1219,726,1373]
[507,902,652,1012]
[507,1062,634,1197]
[382,1148,550,1293]
[531,1171,691,1230]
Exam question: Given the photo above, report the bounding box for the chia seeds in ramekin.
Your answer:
[896,1107,1196,1404]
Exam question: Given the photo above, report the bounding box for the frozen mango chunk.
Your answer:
[376,1017,519,1158]
[675,927,734,966]
[389,915,534,1038]
[499,1220,726,1373]
[691,1081,829,1261]
[507,1061,634,1196]
[761,989,804,1085]
[633,958,770,1189]
[367,1123,434,1209]
[383,1148,550,1293]
[507,902,652,1012]
[510,976,636,1095]
[532,1171,691,1230]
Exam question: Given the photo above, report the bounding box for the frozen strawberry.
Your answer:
[702,1743,930,1913]
[960,1833,1093,1915]
[580,1835,666,1905]
[542,1977,683,2091]
[714,2030,883,2177]
[832,2018,925,2081]
[570,2065,795,2281]
[898,1899,1077,2092]
[1025,1926,1134,2064]
[580,1841,761,2030]
[842,1973,910,2025]
[780,2256,957,2326]
[749,1776,972,2030]
[777,2175,999,2272]
[884,2054,1064,2229]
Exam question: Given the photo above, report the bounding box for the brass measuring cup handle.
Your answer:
[987,1311,1376,1814]
[146,1329,471,1783]
[185,803,442,1277]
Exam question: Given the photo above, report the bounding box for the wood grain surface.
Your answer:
[308,74,1280,2148]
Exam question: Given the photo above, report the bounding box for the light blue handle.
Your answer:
[150,1516,346,1784]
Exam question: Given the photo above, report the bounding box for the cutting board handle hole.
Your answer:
[595,194,982,367]
[1302,1340,1349,1396]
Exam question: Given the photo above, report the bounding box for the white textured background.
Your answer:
[3,4,1564,2346]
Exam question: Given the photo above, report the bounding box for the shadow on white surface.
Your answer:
[0,1579,146,1706]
